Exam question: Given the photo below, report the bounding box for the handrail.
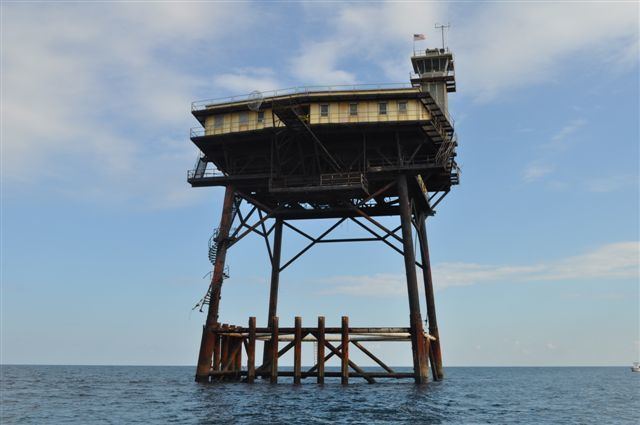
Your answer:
[192,83,417,111]
[187,169,223,179]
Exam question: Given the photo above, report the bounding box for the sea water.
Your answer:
[1,366,638,424]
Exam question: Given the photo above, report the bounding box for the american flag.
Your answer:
[413,34,426,41]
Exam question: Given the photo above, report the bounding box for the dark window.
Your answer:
[320,104,329,117]
[257,111,264,123]
[349,103,358,116]
[239,112,249,125]
[214,115,224,128]
[398,101,408,113]
[378,102,387,115]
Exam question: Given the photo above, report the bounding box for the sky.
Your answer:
[1,2,638,367]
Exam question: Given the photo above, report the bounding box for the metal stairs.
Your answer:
[272,96,341,172]
[194,201,240,312]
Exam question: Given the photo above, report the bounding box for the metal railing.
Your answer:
[269,172,367,190]
[409,71,455,80]
[187,169,223,179]
[192,83,418,111]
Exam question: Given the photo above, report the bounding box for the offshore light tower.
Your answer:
[188,46,459,384]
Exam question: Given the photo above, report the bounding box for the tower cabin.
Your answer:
[188,50,458,217]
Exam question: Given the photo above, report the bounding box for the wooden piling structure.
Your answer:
[270,316,279,383]
[247,317,256,383]
[294,316,302,384]
[317,316,325,384]
[341,316,349,385]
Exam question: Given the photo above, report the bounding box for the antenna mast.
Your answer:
[434,23,450,50]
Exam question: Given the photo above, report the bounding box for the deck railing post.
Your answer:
[294,316,302,384]
[247,317,256,383]
[270,316,279,383]
[317,316,325,384]
[341,316,349,385]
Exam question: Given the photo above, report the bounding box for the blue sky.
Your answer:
[1,2,638,367]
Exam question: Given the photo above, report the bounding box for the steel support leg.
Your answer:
[262,218,283,368]
[417,211,444,380]
[196,185,236,382]
[397,175,429,384]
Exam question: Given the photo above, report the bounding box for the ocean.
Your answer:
[1,366,638,424]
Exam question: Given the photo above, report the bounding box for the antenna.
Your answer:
[247,90,263,111]
[434,23,450,50]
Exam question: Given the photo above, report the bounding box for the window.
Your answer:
[349,103,358,116]
[257,111,264,123]
[378,102,387,115]
[320,104,329,117]
[214,115,224,128]
[398,101,408,113]
[239,112,249,125]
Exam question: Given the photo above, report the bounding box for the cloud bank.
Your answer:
[320,241,640,296]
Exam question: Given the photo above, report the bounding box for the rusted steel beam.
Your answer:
[398,175,428,384]
[351,341,395,374]
[196,326,211,383]
[221,338,242,373]
[247,317,256,383]
[317,237,380,243]
[324,340,375,384]
[214,370,415,379]
[294,317,302,384]
[306,342,341,374]
[196,186,236,382]
[270,316,279,384]
[348,205,403,244]
[279,217,347,272]
[217,326,412,334]
[227,209,277,248]
[228,204,256,240]
[258,333,309,372]
[213,331,221,371]
[417,210,443,380]
[348,217,423,268]
[317,316,325,384]
[263,219,283,369]
[234,327,242,378]
[358,180,396,206]
[341,316,349,385]
[256,209,273,263]
[426,335,438,381]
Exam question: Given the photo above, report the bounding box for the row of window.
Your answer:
[214,111,265,128]
[212,100,411,128]
[320,101,408,117]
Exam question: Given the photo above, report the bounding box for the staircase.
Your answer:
[272,96,341,172]
[195,201,239,312]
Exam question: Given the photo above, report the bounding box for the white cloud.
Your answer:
[522,117,586,182]
[320,241,640,296]
[587,174,635,193]
[1,3,250,208]
[290,2,638,98]
[212,68,283,95]
[523,162,554,182]
[290,41,357,85]
[456,3,639,100]
[547,119,587,149]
